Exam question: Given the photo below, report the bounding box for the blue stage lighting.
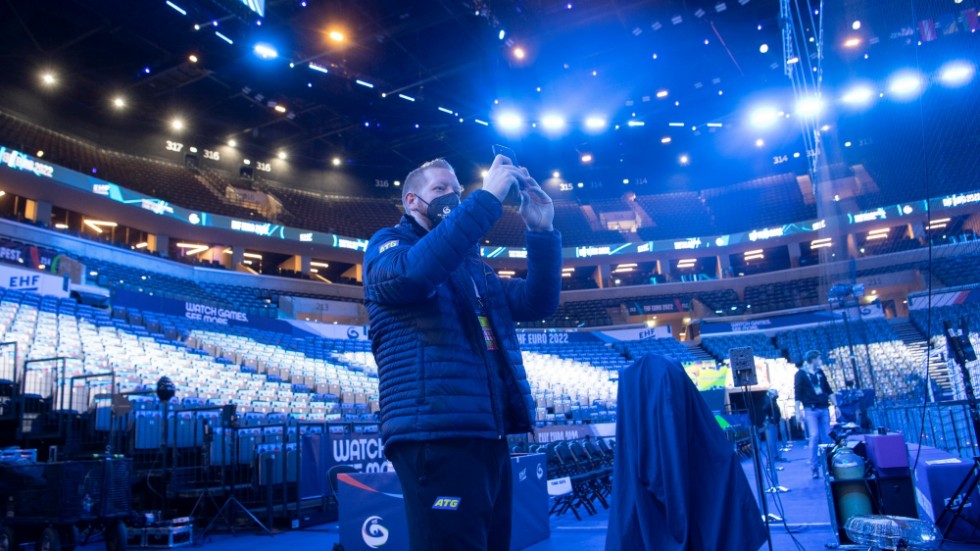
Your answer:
[795,96,824,118]
[749,106,780,129]
[888,72,924,99]
[841,85,875,106]
[253,43,278,59]
[584,116,607,131]
[215,32,234,45]
[166,1,187,15]
[496,111,524,133]
[939,61,975,87]
[541,114,566,132]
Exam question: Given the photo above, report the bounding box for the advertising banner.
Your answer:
[0,263,68,297]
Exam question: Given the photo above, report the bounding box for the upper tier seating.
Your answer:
[635,192,714,240]
[0,111,265,221]
[701,173,813,235]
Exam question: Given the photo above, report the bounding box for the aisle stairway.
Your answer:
[683,340,717,363]
[888,317,951,400]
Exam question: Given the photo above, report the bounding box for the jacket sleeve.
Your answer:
[364,190,502,306]
[793,371,806,403]
[501,229,563,321]
[821,371,834,396]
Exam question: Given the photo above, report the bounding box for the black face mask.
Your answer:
[418,192,459,228]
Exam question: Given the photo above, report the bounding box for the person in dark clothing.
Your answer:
[761,389,785,461]
[794,350,836,479]
[364,155,561,551]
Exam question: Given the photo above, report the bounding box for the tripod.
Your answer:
[935,319,980,539]
[730,346,775,551]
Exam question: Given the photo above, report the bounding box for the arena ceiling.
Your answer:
[0,0,976,192]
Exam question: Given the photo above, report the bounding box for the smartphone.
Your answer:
[492,144,518,166]
[491,144,526,192]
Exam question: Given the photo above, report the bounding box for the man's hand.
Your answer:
[482,154,525,202]
[517,168,554,231]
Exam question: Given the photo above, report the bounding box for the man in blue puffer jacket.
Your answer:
[364,154,561,550]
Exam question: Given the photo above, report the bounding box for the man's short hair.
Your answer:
[402,158,455,209]
[804,350,821,363]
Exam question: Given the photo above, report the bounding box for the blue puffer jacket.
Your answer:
[363,190,562,445]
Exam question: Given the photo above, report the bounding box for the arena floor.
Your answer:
[70,440,978,551]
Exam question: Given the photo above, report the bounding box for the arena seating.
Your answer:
[634,191,714,240]
[775,318,924,403]
[612,337,695,363]
[929,252,980,288]
[702,173,813,235]
[256,183,403,238]
[701,333,783,360]
[744,277,821,313]
[0,110,265,222]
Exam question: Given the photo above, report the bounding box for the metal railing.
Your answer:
[869,400,977,459]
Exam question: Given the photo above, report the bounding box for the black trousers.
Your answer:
[385,438,512,551]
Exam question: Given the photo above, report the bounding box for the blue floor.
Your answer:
[73,440,978,550]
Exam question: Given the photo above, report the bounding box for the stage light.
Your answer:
[309,62,329,74]
[749,106,780,129]
[474,119,489,126]
[481,170,489,178]
[852,20,861,30]
[755,139,764,147]
[841,84,875,105]
[84,220,118,234]
[661,137,671,144]
[40,72,57,86]
[584,116,607,130]
[498,30,506,40]
[188,54,199,63]
[627,120,645,127]
[277,151,287,160]
[274,104,287,113]
[843,37,861,48]
[552,171,561,179]
[112,96,126,109]
[227,139,237,147]
[888,72,924,99]
[939,61,975,87]
[329,30,345,43]
[656,90,669,98]
[580,153,593,163]
[356,80,374,88]
[253,43,278,59]
[36,151,44,157]
[513,47,526,60]
[679,154,690,165]
[171,118,185,131]
[215,31,234,44]
[398,94,415,102]
[166,1,187,15]
[759,44,769,53]
[331,157,342,166]
[496,111,524,131]
[795,96,825,118]
[541,114,566,131]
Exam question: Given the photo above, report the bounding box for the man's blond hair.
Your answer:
[402,158,455,210]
